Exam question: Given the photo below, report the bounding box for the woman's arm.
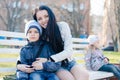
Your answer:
[42,62,61,72]
[32,58,61,72]
[50,22,73,62]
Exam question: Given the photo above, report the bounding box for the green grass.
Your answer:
[0,72,15,79]
[104,51,120,63]
[0,53,18,58]
[0,63,16,68]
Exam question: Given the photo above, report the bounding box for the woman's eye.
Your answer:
[45,15,48,18]
[38,18,42,21]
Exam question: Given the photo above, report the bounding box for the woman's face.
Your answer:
[36,10,49,28]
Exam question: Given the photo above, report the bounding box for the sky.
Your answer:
[90,0,105,16]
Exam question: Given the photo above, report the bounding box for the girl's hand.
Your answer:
[36,58,47,63]
[32,61,43,70]
[17,64,34,73]
[104,58,109,63]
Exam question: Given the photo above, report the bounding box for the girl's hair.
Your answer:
[33,5,64,53]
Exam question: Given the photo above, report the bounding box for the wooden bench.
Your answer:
[0,30,115,80]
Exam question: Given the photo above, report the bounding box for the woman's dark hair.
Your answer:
[33,5,64,53]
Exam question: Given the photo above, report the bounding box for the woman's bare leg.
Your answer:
[70,65,89,80]
[56,69,75,80]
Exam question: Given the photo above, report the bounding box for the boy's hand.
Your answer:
[17,64,34,73]
[25,66,34,73]
[32,61,43,70]
[36,58,47,63]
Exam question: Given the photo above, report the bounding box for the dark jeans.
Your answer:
[16,71,29,80]
[98,63,120,80]
[29,71,59,80]
[61,60,76,71]
[17,70,59,80]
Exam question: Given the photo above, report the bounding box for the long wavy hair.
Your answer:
[33,5,64,53]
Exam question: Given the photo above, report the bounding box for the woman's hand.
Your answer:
[36,58,47,63]
[17,64,34,73]
[32,61,43,70]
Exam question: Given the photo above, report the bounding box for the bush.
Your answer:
[3,74,16,80]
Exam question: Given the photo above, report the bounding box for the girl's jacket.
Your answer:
[85,49,108,71]
[20,40,61,72]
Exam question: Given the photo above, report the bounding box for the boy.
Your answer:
[16,20,60,80]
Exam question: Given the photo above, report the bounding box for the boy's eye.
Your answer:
[28,31,32,33]
[35,31,39,33]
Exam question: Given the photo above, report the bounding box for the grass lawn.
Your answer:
[0,72,15,80]
[104,51,120,63]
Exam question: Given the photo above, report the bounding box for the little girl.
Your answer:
[85,35,120,80]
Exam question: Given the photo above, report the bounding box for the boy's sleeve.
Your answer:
[42,62,61,72]
[20,48,28,64]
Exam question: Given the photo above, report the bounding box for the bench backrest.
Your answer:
[0,30,88,53]
[0,30,88,72]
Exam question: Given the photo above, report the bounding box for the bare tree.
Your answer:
[0,0,32,32]
[63,0,89,37]
[51,0,90,37]
[114,0,120,52]
[104,0,120,52]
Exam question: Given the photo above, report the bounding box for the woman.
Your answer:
[17,5,89,80]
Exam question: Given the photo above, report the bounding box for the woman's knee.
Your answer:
[56,69,75,80]
[70,65,89,80]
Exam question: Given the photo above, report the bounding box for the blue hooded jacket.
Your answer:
[20,40,61,72]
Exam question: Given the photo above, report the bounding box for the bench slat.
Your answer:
[0,68,16,72]
[89,71,114,80]
[0,40,27,46]
[0,30,26,38]
[73,44,88,49]
[0,58,17,62]
[72,38,88,42]
[0,48,20,54]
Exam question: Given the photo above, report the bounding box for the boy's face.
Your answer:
[27,28,40,42]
